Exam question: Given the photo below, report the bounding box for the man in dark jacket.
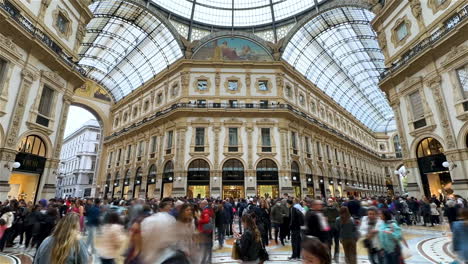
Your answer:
[86,198,101,254]
[346,195,361,219]
[323,199,340,261]
[224,199,234,236]
[270,199,283,244]
[237,199,247,234]
[305,199,329,243]
[287,199,303,260]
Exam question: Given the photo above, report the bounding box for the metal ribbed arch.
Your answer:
[78,0,183,101]
[282,6,395,132]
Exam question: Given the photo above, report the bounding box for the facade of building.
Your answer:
[374,0,468,198]
[57,120,100,198]
[0,0,93,202]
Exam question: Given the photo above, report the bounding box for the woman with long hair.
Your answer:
[336,207,358,264]
[238,214,261,263]
[33,213,88,264]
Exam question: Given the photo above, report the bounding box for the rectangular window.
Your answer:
[197,99,206,107]
[167,131,173,149]
[258,80,268,91]
[316,141,321,158]
[107,152,113,168]
[150,136,157,153]
[409,91,424,119]
[157,93,163,104]
[326,145,331,163]
[117,149,122,166]
[228,80,238,91]
[228,128,238,152]
[5,0,20,18]
[38,86,54,117]
[335,149,339,163]
[456,66,468,99]
[261,128,271,152]
[396,23,408,41]
[305,137,311,158]
[126,145,132,163]
[229,100,238,108]
[0,59,6,92]
[137,141,144,157]
[91,159,96,170]
[260,100,268,109]
[291,132,297,150]
[94,144,98,153]
[195,127,205,152]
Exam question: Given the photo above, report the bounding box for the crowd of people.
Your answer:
[0,193,466,264]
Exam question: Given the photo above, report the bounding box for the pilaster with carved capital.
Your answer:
[246,124,254,170]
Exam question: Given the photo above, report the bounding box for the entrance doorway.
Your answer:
[223,185,244,199]
[416,137,451,197]
[291,161,301,198]
[122,169,131,199]
[187,159,210,199]
[14,135,47,202]
[146,164,157,198]
[222,159,244,198]
[162,161,174,198]
[257,159,279,199]
[133,167,143,199]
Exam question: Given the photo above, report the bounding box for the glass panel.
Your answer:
[195,127,205,146]
[167,131,173,149]
[258,80,268,91]
[229,128,238,146]
[38,86,54,116]
[282,7,394,132]
[261,128,271,146]
[456,66,468,99]
[396,23,408,41]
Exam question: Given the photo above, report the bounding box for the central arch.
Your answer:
[416,137,451,198]
[187,159,210,199]
[222,158,245,199]
[256,159,279,198]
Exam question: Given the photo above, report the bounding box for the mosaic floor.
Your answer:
[0,224,456,264]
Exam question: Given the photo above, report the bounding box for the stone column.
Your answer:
[211,124,222,197]
[245,124,255,196]
[172,124,187,197]
[37,159,60,200]
[0,69,37,200]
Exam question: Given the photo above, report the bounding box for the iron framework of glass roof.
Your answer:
[78,1,395,132]
[78,0,183,101]
[282,7,395,132]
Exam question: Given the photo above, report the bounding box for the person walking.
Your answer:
[287,199,303,260]
[270,199,283,245]
[304,200,330,244]
[224,199,234,237]
[421,198,431,226]
[346,196,361,220]
[323,199,340,262]
[445,199,459,231]
[95,212,127,264]
[215,203,228,249]
[359,207,383,264]
[86,198,101,254]
[430,201,440,226]
[198,199,214,264]
[33,213,89,264]
[0,207,14,251]
[237,214,261,263]
[279,199,290,245]
[258,200,271,247]
[336,207,358,264]
[378,209,402,264]
[237,199,247,234]
[452,208,468,263]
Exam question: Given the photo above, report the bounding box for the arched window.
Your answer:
[17,135,46,157]
[135,167,143,184]
[222,159,244,182]
[417,137,444,157]
[148,164,157,184]
[291,161,300,182]
[163,161,174,182]
[188,159,210,185]
[124,169,131,186]
[393,135,402,158]
[256,159,278,182]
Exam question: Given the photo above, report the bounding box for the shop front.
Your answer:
[133,167,143,198]
[12,135,47,203]
[256,159,279,199]
[187,159,210,199]
[291,161,301,198]
[222,159,244,199]
[162,161,174,198]
[146,164,157,198]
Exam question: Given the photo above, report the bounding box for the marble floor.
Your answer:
[0,224,457,264]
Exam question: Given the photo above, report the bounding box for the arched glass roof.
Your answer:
[151,0,325,28]
[282,6,395,132]
[78,0,183,101]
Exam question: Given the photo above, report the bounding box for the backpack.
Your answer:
[242,204,252,217]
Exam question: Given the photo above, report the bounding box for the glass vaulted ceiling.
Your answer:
[78,0,183,101]
[152,0,326,27]
[282,7,395,132]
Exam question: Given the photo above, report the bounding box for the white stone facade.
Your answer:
[57,120,101,198]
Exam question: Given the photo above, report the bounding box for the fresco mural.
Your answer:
[75,81,112,102]
[192,37,272,61]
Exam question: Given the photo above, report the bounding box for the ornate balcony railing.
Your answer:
[105,102,383,158]
[0,1,86,76]
[380,5,468,80]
